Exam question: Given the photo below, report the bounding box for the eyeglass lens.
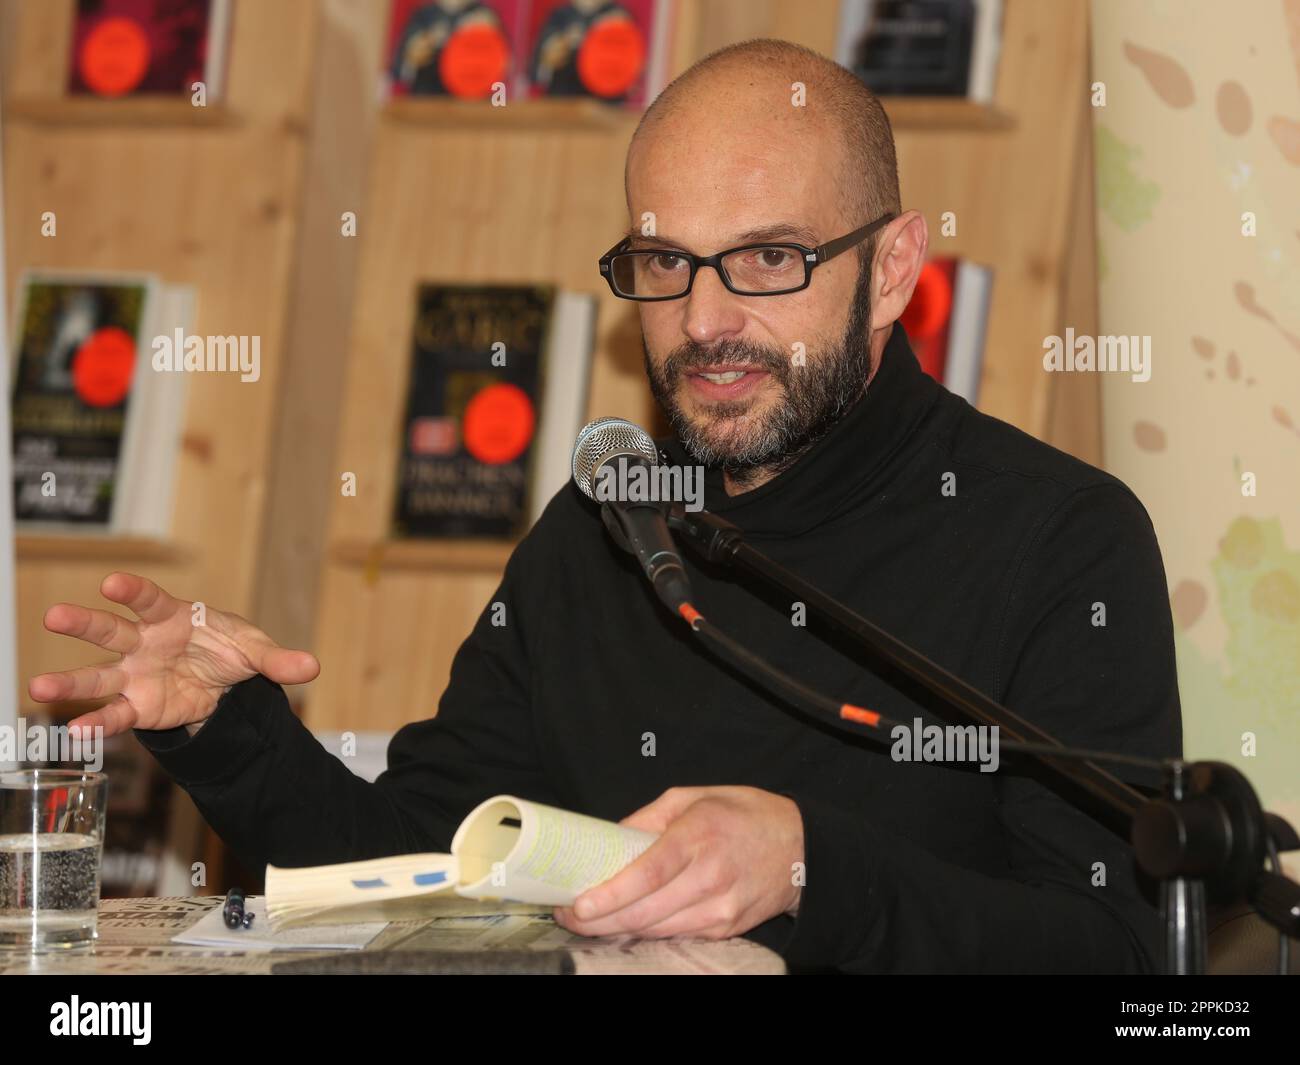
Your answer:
[611,246,807,297]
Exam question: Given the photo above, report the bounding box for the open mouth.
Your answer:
[685,364,771,401]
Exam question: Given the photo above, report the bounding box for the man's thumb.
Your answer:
[247,641,320,686]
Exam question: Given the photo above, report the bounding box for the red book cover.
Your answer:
[522,0,660,107]
[385,0,528,100]
[67,0,228,98]
[900,257,956,383]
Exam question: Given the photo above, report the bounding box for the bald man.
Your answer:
[32,39,1180,973]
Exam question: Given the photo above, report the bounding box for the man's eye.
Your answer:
[651,253,685,270]
[758,248,794,268]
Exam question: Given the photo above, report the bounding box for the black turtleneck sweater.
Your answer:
[136,324,1182,973]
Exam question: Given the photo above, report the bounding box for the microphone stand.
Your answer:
[666,503,1300,975]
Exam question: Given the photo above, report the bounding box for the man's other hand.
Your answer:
[554,785,805,940]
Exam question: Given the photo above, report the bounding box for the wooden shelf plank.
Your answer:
[880,97,1014,131]
[383,96,637,132]
[3,97,238,129]
[15,535,187,564]
[381,95,1010,134]
[330,538,516,574]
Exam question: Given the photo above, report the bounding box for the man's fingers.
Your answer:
[67,697,138,739]
[43,603,141,655]
[100,572,182,625]
[566,858,709,938]
[29,665,128,704]
[244,641,320,686]
[569,834,693,928]
[634,899,736,940]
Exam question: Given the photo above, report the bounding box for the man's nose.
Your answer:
[680,266,746,345]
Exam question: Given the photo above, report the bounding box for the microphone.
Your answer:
[571,417,694,612]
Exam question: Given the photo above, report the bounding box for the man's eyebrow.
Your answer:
[623,222,821,250]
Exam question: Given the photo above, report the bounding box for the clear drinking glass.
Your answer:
[0,769,108,951]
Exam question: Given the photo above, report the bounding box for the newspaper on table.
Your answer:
[378,910,786,975]
[0,896,786,975]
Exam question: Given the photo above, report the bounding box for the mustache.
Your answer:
[661,343,790,379]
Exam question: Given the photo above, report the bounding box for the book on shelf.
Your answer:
[836,0,1002,103]
[390,282,595,540]
[264,794,655,928]
[8,269,192,537]
[67,0,233,101]
[383,0,676,108]
[898,256,992,406]
[384,0,529,100]
[522,0,675,108]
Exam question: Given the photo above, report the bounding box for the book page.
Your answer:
[265,852,458,928]
[452,796,656,906]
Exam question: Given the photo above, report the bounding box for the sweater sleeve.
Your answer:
[776,483,1182,973]
[134,529,563,872]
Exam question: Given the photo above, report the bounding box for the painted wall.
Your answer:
[1091,0,1300,873]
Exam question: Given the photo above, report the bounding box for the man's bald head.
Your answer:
[624,38,925,493]
[626,38,900,266]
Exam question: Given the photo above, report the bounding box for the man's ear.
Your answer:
[870,210,929,331]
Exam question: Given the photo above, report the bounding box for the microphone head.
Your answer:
[571,417,659,500]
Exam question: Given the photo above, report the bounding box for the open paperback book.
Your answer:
[264,795,656,929]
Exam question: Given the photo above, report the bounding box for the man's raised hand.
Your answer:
[28,572,320,738]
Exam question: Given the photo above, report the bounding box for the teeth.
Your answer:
[699,371,747,384]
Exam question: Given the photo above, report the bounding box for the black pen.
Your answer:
[222,887,255,930]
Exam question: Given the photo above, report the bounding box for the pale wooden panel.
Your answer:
[887,0,1093,439]
[768,0,843,51]
[1,0,74,96]
[4,0,318,712]
[254,0,389,666]
[308,564,500,732]
[682,0,842,67]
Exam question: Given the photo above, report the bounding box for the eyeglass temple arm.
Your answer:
[815,213,896,263]
[599,236,632,264]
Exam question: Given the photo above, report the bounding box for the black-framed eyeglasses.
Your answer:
[598,213,895,301]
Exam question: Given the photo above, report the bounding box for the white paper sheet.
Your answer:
[170,896,385,952]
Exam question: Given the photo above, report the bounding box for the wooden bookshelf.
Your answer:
[383,96,638,132]
[2,0,321,713]
[2,0,1102,736]
[880,97,1015,131]
[301,0,1102,732]
[3,97,238,128]
[409,94,1012,137]
[330,538,517,574]
[298,2,696,730]
[14,536,188,565]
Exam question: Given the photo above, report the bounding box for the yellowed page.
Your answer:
[452,796,656,906]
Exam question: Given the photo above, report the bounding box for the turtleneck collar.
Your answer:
[656,323,943,540]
